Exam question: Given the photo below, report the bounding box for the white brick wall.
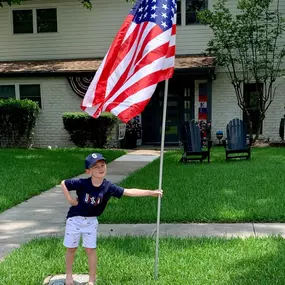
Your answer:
[33,77,82,147]
[211,72,285,141]
[0,76,121,147]
[0,77,81,147]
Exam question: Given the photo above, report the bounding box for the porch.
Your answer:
[141,70,214,145]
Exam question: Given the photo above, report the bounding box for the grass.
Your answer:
[100,147,285,223]
[0,148,126,213]
[0,236,285,284]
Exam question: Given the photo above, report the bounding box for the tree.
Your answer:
[199,0,285,141]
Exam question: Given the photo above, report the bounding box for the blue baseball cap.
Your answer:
[85,153,106,169]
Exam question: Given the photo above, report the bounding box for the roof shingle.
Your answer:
[0,56,215,75]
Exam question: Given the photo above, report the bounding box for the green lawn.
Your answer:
[0,236,285,285]
[0,148,126,213]
[100,147,285,223]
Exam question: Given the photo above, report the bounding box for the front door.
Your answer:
[158,85,182,143]
[142,79,194,145]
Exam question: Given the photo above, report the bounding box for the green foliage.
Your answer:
[199,0,285,71]
[0,99,39,148]
[62,112,117,148]
[198,0,285,139]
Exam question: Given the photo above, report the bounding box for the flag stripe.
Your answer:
[98,19,140,100]
[127,23,161,77]
[106,22,152,99]
[111,84,156,116]
[108,38,170,105]
[105,67,174,114]
[91,14,135,105]
[131,24,165,69]
[82,53,109,107]
[104,26,172,102]
[108,22,143,77]
[116,98,153,122]
[132,41,175,75]
[102,54,173,112]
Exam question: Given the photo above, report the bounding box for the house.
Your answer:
[0,0,284,147]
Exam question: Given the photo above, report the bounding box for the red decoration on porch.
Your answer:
[198,83,208,121]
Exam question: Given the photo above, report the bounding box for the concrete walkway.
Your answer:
[1,150,285,261]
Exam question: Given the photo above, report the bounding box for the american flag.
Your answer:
[81,0,177,123]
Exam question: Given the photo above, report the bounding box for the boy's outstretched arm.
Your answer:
[123,188,163,197]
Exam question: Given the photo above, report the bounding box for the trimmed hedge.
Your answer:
[0,99,40,148]
[62,112,117,148]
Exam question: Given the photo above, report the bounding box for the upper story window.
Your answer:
[0,84,42,109]
[13,10,33,34]
[12,8,57,34]
[37,9,57,33]
[177,0,208,26]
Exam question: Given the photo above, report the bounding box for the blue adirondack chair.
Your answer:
[180,120,212,163]
[223,118,253,160]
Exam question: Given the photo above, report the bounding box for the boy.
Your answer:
[61,152,162,285]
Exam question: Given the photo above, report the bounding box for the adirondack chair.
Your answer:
[180,120,212,163]
[223,118,253,160]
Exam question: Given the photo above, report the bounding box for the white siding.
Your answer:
[0,0,132,60]
[0,0,238,61]
[0,77,81,147]
[0,0,284,60]
[176,25,212,54]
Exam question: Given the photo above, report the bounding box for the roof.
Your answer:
[0,56,215,75]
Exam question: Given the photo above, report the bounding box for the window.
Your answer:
[0,84,42,108]
[0,85,16,99]
[13,8,57,34]
[186,0,207,24]
[13,10,33,34]
[37,9,57,33]
[20,85,42,108]
[243,83,263,134]
[177,0,208,25]
[177,0,182,25]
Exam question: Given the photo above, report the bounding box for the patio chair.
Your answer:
[222,118,253,160]
[180,120,212,163]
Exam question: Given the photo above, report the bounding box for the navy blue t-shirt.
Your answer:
[64,178,124,218]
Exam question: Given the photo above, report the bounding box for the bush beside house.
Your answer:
[62,112,117,148]
[0,99,40,148]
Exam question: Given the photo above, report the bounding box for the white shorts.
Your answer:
[63,216,98,249]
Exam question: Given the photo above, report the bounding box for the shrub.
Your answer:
[0,99,40,148]
[62,112,117,148]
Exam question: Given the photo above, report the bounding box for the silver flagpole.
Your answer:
[154,79,169,280]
